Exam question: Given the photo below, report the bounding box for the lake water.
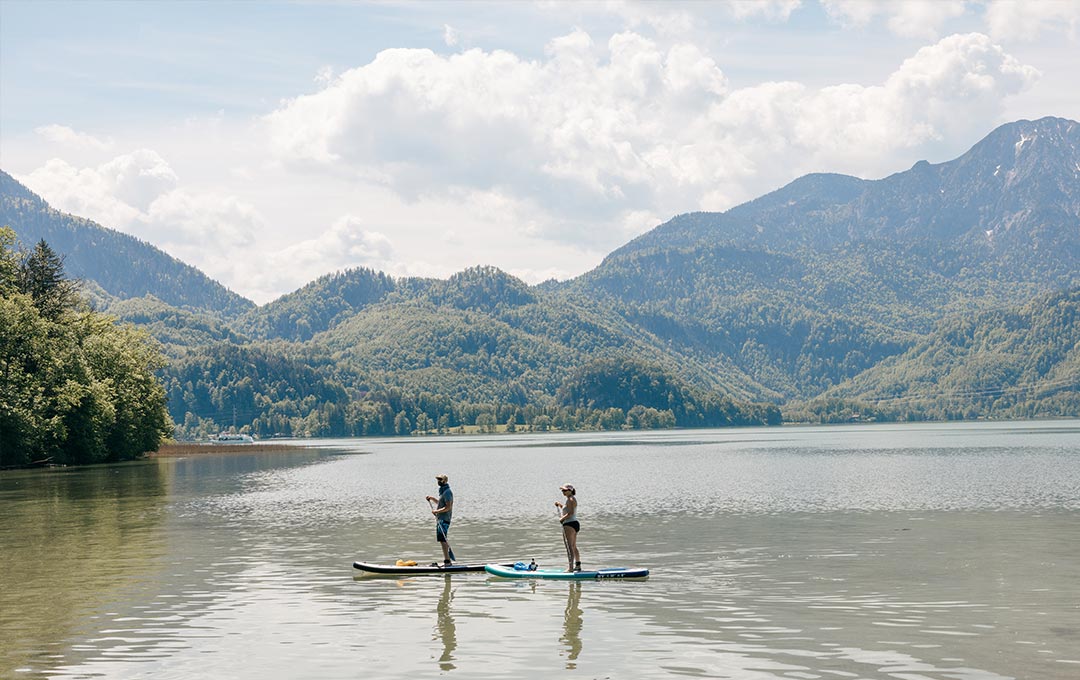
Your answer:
[2,421,1079,679]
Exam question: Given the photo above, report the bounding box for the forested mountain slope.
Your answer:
[568,117,1080,399]
[238,267,397,341]
[799,287,1080,422]
[0,171,254,317]
[608,116,1079,283]
[160,266,779,439]
[310,266,771,403]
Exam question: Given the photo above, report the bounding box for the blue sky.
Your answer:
[2,1,1078,303]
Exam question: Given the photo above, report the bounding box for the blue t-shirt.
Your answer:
[437,484,453,523]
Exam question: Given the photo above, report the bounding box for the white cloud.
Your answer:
[243,215,394,302]
[264,29,1035,234]
[275,215,393,273]
[19,148,180,227]
[315,65,335,87]
[143,188,260,251]
[443,24,459,47]
[34,124,113,151]
[264,31,730,223]
[21,158,142,228]
[888,1,968,39]
[823,1,967,38]
[18,149,271,295]
[985,0,1080,42]
[700,33,1038,188]
[99,149,180,211]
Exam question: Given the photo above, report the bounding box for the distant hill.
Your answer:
[310,265,771,403]
[0,170,254,317]
[107,295,250,351]
[239,266,396,341]
[569,116,1080,399]
[159,266,779,439]
[609,117,1079,285]
[799,287,1080,421]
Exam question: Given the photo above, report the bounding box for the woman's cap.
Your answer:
[560,484,575,493]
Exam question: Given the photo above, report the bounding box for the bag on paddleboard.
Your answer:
[395,559,418,567]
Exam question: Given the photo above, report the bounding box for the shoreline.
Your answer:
[149,442,307,457]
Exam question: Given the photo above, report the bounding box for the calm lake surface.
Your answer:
[2,421,1079,679]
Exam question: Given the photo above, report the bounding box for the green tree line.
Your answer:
[163,343,779,440]
[0,227,173,467]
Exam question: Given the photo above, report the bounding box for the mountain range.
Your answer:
[2,116,1078,435]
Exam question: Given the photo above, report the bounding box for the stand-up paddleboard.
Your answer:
[354,561,513,575]
[485,563,649,580]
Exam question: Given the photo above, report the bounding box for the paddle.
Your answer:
[428,498,457,563]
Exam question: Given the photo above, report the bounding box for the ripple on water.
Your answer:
[4,424,1080,678]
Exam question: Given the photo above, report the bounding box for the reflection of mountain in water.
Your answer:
[434,575,457,671]
[0,462,169,677]
[560,582,583,668]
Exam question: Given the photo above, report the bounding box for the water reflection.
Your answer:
[0,462,168,677]
[434,576,457,671]
[560,582,583,668]
[4,423,1080,679]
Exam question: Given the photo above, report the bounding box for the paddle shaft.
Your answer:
[429,498,456,562]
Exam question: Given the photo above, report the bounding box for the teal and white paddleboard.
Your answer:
[484,563,648,580]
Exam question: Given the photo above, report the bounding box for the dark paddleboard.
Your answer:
[353,561,512,575]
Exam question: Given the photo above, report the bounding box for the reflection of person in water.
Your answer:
[560,581,583,669]
[434,575,457,671]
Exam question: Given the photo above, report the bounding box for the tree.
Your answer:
[0,293,52,466]
[0,235,173,467]
[394,411,411,435]
[20,239,79,321]
[0,226,20,295]
[475,412,495,433]
[415,412,434,433]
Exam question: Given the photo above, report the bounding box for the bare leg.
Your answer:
[564,525,580,570]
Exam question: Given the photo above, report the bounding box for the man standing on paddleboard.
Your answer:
[426,474,454,566]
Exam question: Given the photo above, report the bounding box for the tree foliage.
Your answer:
[157,268,777,439]
[0,227,173,467]
[789,287,1080,422]
[20,239,80,321]
[557,356,779,427]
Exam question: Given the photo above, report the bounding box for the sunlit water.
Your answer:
[2,421,1079,679]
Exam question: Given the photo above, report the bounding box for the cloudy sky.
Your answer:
[2,1,1078,303]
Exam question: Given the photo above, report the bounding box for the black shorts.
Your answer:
[436,522,451,542]
[562,521,580,533]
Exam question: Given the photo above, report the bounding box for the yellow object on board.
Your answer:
[395,559,418,566]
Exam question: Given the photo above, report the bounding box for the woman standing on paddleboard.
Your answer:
[556,484,581,572]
